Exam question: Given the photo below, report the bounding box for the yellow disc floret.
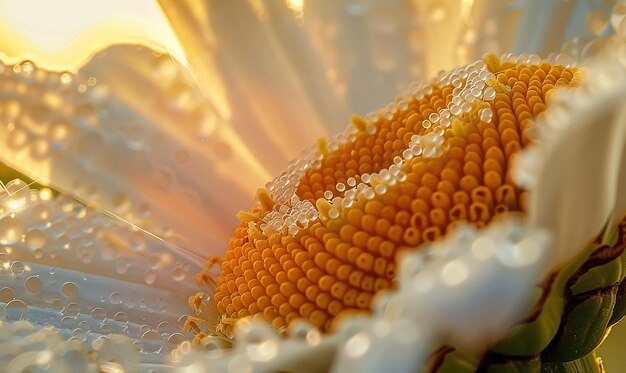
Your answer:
[209,54,582,334]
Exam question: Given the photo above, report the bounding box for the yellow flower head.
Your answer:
[209,54,582,334]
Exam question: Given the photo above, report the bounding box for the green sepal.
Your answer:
[609,280,626,326]
[542,286,617,362]
[540,351,601,373]
[490,241,603,357]
[570,225,626,295]
[569,254,625,295]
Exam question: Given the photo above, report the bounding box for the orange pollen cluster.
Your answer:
[211,55,582,333]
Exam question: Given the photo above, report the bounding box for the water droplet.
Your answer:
[20,60,35,74]
[116,262,129,274]
[479,108,493,122]
[441,259,469,286]
[91,307,107,320]
[168,333,186,346]
[114,311,128,323]
[288,320,321,345]
[554,53,575,67]
[329,208,340,219]
[109,292,122,305]
[140,324,151,335]
[51,299,63,311]
[25,275,43,294]
[6,299,27,321]
[586,11,609,37]
[498,237,543,267]
[0,287,15,302]
[581,38,608,60]
[63,302,80,315]
[471,236,496,261]
[129,230,146,251]
[80,252,92,263]
[60,316,78,329]
[72,328,86,340]
[145,270,156,285]
[30,138,50,159]
[345,332,370,358]
[483,87,496,101]
[24,229,46,250]
[178,315,188,330]
[141,330,163,352]
[100,323,112,334]
[237,321,279,362]
[11,261,25,275]
[6,127,29,150]
[0,216,24,244]
[171,267,186,282]
[60,72,73,85]
[61,282,79,298]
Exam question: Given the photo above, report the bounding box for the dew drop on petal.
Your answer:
[168,333,187,346]
[141,330,163,352]
[171,267,186,282]
[114,311,129,323]
[441,259,469,286]
[91,307,107,320]
[129,230,146,252]
[61,282,79,299]
[109,292,123,305]
[145,269,157,285]
[0,287,15,302]
[345,332,370,358]
[63,302,80,315]
[6,299,27,321]
[25,276,43,295]
[11,261,25,276]
[0,216,24,244]
[586,11,609,37]
[24,229,46,250]
[60,316,77,330]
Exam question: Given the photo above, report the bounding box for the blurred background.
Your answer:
[0,0,624,370]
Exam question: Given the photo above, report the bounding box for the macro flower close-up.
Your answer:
[1,0,626,372]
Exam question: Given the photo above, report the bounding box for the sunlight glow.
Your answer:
[286,0,305,18]
[0,0,186,70]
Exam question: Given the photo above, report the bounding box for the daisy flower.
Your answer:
[0,1,625,372]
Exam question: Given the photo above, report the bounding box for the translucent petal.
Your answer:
[0,48,272,257]
[0,182,206,367]
[527,55,626,265]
